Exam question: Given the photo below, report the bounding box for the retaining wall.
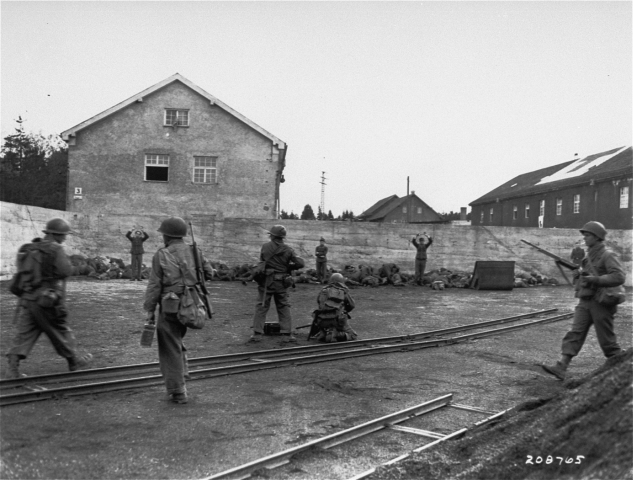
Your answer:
[2,201,631,286]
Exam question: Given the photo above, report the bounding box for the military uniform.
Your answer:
[311,276,357,342]
[315,240,328,283]
[6,219,92,378]
[126,230,149,280]
[411,236,433,285]
[251,228,304,339]
[144,218,214,403]
[543,221,626,381]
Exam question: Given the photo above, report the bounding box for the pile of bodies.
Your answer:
[68,255,559,289]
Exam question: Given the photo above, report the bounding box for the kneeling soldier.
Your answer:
[309,273,357,342]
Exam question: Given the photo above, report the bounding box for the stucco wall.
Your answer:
[67,81,280,218]
[3,201,631,286]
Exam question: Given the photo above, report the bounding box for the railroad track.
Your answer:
[0,309,570,406]
[198,393,509,480]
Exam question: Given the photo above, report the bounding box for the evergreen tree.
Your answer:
[0,117,68,209]
[300,204,316,220]
[280,210,289,219]
[327,210,334,220]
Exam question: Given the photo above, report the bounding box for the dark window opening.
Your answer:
[146,166,168,182]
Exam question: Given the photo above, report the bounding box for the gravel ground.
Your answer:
[0,278,631,480]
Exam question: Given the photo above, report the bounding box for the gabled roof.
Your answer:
[470,146,632,206]
[358,195,399,219]
[359,193,444,222]
[60,73,286,149]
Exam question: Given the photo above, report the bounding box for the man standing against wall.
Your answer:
[6,218,92,378]
[315,237,328,283]
[411,232,433,286]
[250,225,305,343]
[126,227,149,281]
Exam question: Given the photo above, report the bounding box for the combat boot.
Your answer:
[6,354,24,379]
[542,358,570,381]
[68,353,93,372]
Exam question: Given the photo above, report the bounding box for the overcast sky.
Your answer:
[2,1,631,217]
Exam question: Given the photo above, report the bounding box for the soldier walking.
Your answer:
[250,225,305,343]
[542,221,626,380]
[411,233,433,286]
[126,227,149,281]
[6,218,93,378]
[143,217,215,404]
[315,237,328,283]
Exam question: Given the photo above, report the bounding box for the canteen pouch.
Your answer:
[161,291,181,314]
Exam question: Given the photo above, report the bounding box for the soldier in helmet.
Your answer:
[542,221,626,381]
[143,217,215,404]
[249,225,305,343]
[309,273,357,342]
[5,218,93,378]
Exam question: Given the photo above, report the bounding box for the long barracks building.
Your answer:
[469,146,632,230]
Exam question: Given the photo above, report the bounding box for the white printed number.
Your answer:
[526,455,585,465]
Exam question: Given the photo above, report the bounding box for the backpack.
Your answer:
[178,285,207,329]
[9,242,44,297]
[317,285,346,320]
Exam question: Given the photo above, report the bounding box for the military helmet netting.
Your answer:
[579,221,607,240]
[268,225,287,238]
[329,273,345,284]
[43,218,73,235]
[158,217,188,238]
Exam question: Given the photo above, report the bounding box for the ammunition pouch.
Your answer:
[161,291,181,314]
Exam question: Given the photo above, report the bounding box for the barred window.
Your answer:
[525,203,530,219]
[513,206,518,220]
[145,154,169,182]
[193,156,217,184]
[539,200,545,216]
[556,198,562,215]
[573,194,580,214]
[164,109,189,127]
[489,207,494,222]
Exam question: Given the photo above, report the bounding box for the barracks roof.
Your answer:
[60,73,286,149]
[469,146,632,206]
[358,193,444,222]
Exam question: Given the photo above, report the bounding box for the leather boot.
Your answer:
[6,354,23,379]
[68,353,93,372]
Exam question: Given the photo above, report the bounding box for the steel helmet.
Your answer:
[579,221,607,241]
[267,225,287,238]
[43,218,73,235]
[157,217,188,238]
[329,273,345,284]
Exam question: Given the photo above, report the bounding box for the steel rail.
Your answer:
[199,394,455,480]
[0,312,572,406]
[347,408,510,480]
[0,308,559,390]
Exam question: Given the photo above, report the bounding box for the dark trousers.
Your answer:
[157,312,189,395]
[252,282,292,333]
[8,300,76,360]
[316,261,327,282]
[131,254,143,279]
[562,299,621,358]
[414,259,427,285]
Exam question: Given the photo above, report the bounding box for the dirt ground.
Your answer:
[0,278,631,480]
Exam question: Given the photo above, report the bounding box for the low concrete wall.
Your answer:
[2,201,631,286]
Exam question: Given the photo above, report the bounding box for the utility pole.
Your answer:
[320,171,327,220]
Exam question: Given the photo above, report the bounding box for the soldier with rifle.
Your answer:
[249,225,305,343]
[143,217,214,404]
[537,221,626,380]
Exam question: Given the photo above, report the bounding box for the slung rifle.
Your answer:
[189,222,214,319]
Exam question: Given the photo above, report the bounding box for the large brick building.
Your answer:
[469,146,632,230]
[61,73,287,219]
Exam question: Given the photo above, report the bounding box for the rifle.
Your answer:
[188,222,213,319]
[520,239,579,286]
